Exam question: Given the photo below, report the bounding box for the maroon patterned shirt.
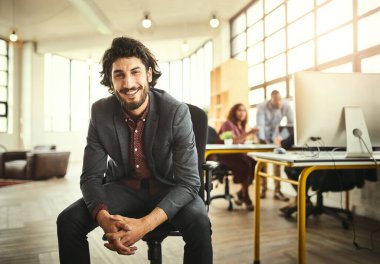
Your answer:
[124,100,152,181]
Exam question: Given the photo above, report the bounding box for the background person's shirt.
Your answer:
[256,100,294,142]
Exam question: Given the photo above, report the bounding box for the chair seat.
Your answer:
[142,223,181,242]
[5,160,27,180]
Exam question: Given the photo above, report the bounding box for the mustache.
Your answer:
[118,86,143,95]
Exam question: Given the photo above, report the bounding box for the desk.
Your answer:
[249,151,380,264]
[205,144,277,160]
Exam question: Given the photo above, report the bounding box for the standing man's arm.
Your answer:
[256,104,267,143]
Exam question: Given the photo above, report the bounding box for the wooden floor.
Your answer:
[0,162,379,264]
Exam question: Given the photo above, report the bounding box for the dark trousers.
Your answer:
[57,182,213,264]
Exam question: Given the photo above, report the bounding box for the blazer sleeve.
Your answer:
[80,104,109,216]
[156,104,201,220]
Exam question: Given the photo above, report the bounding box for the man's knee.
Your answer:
[56,199,93,234]
[175,199,212,239]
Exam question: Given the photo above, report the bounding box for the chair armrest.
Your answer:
[0,151,28,178]
[0,152,4,177]
[202,161,219,171]
[202,161,220,209]
[27,151,70,180]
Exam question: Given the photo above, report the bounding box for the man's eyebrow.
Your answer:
[130,66,141,71]
[112,69,124,74]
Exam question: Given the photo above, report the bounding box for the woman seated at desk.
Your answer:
[218,103,258,211]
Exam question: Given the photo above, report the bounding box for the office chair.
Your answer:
[283,168,376,230]
[207,126,234,211]
[140,104,217,264]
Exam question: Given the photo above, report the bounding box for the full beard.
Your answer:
[115,85,148,111]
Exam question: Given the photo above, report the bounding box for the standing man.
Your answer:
[256,90,293,201]
[57,37,212,264]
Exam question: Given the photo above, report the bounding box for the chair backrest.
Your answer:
[186,104,208,201]
[207,126,218,144]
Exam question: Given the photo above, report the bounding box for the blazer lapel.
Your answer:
[144,92,159,169]
[113,97,130,172]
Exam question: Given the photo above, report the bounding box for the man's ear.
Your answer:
[147,67,153,83]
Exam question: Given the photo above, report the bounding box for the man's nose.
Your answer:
[123,75,135,88]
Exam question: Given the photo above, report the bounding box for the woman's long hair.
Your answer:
[227,103,248,130]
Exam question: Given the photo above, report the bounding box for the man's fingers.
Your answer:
[105,230,126,241]
[115,221,132,231]
[104,241,137,255]
[109,214,124,221]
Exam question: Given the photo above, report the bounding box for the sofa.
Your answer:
[0,146,70,180]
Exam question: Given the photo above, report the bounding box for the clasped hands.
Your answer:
[97,211,149,255]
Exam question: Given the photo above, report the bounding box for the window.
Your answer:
[45,55,108,132]
[247,0,263,26]
[265,29,285,59]
[317,24,353,64]
[361,54,380,73]
[288,41,314,74]
[231,13,246,37]
[70,60,90,131]
[287,0,313,23]
[247,21,263,46]
[287,13,314,48]
[317,0,352,35]
[265,54,286,81]
[230,0,380,125]
[264,0,283,15]
[357,0,380,16]
[169,60,183,101]
[358,11,380,51]
[156,41,213,109]
[264,5,285,36]
[232,32,246,56]
[44,54,70,132]
[0,39,8,133]
[247,41,264,66]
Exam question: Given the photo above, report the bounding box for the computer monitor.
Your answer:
[294,71,380,157]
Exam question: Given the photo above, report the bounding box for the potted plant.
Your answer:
[219,131,233,145]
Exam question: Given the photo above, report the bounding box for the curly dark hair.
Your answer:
[227,103,248,130]
[100,36,162,93]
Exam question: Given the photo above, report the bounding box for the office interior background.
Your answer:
[0,0,380,263]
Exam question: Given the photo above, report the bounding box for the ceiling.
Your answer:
[0,0,251,62]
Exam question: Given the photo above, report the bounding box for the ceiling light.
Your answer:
[209,14,220,28]
[142,13,152,29]
[181,41,190,52]
[9,30,18,42]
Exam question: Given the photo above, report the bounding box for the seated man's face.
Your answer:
[111,57,152,111]
[271,94,283,109]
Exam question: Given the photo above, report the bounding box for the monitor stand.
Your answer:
[344,106,373,158]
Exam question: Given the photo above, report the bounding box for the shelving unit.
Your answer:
[209,59,248,131]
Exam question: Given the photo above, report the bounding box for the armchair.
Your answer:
[0,146,70,180]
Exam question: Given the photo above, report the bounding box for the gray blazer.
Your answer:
[80,88,200,220]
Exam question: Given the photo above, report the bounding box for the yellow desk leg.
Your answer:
[297,167,314,264]
[254,161,264,264]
